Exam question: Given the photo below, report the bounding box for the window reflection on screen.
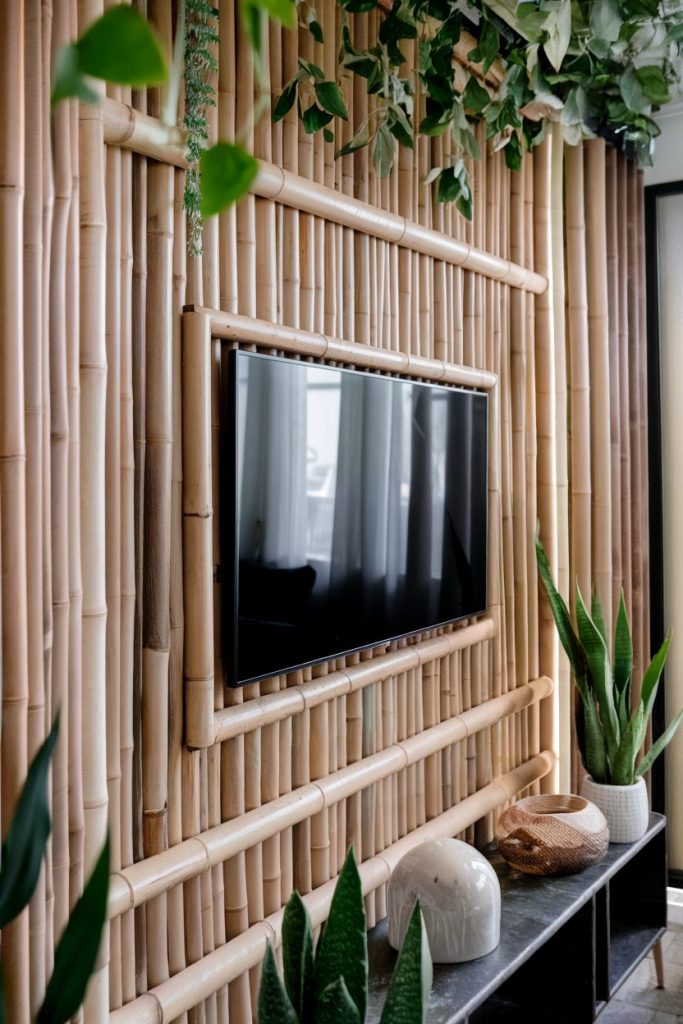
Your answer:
[226,351,487,686]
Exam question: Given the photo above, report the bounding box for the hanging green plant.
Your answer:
[273,0,683,219]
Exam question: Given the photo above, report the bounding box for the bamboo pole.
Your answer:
[617,156,632,624]
[626,161,644,689]
[533,133,558,790]
[584,140,612,637]
[110,750,555,1024]
[605,148,622,644]
[78,0,110,1017]
[0,0,30,1017]
[99,97,546,295]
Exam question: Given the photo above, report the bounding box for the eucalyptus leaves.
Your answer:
[280,0,683,218]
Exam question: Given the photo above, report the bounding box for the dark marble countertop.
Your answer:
[366,813,666,1024]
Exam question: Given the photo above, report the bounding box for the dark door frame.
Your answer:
[644,179,683,887]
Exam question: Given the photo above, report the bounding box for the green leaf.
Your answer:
[542,0,572,73]
[639,631,673,734]
[0,715,59,928]
[374,123,395,176]
[614,592,633,700]
[591,0,623,43]
[273,79,298,122]
[302,103,334,133]
[576,585,620,765]
[636,707,683,777]
[315,81,349,120]
[380,902,432,1024]
[620,65,648,113]
[258,942,299,1024]
[37,837,110,1024]
[317,978,362,1024]
[611,703,645,785]
[314,847,368,1021]
[591,589,608,649]
[51,43,99,105]
[308,18,324,44]
[582,687,609,782]
[462,75,490,115]
[282,891,315,1020]
[76,5,167,86]
[535,534,588,682]
[199,143,258,217]
[337,119,371,157]
[635,65,670,107]
[323,127,335,143]
[246,0,296,29]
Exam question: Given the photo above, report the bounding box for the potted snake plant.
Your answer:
[536,536,683,842]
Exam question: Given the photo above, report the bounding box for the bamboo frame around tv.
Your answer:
[182,307,501,751]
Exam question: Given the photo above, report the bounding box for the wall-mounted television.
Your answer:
[221,350,488,687]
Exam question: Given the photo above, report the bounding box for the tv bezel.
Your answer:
[220,346,489,688]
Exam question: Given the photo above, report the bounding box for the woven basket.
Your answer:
[496,794,609,875]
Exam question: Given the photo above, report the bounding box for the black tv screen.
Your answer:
[221,350,488,687]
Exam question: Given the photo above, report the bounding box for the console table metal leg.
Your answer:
[653,938,665,989]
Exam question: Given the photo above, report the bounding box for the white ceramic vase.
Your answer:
[387,837,501,964]
[580,775,649,843]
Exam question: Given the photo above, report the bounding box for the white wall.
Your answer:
[645,101,683,186]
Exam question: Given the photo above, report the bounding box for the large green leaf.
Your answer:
[77,5,167,85]
[51,44,99,105]
[639,631,673,732]
[535,535,588,682]
[613,591,633,696]
[576,586,620,765]
[591,588,608,648]
[636,708,683,777]
[314,847,368,1021]
[257,942,299,1024]
[282,891,314,1020]
[199,143,258,217]
[611,703,645,785]
[0,716,59,928]
[582,688,608,783]
[315,82,349,120]
[317,978,362,1024]
[37,837,110,1024]
[380,902,432,1024]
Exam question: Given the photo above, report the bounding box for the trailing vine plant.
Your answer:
[184,0,221,255]
[277,0,683,219]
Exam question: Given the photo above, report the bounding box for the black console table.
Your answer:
[367,814,667,1023]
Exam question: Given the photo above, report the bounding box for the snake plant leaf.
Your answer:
[614,590,633,696]
[617,684,631,738]
[639,631,673,733]
[591,588,608,648]
[576,585,620,765]
[0,714,59,928]
[282,891,315,1020]
[535,535,588,682]
[380,901,432,1024]
[611,703,645,785]
[257,942,299,1024]
[37,836,110,1024]
[317,978,361,1024]
[582,687,609,783]
[636,707,683,778]
[314,847,368,1021]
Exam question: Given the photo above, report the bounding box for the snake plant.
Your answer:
[536,536,683,786]
[258,847,432,1024]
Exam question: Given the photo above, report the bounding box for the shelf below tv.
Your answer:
[366,814,667,1024]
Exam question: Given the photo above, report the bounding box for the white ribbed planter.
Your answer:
[580,776,649,843]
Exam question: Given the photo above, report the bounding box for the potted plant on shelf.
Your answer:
[258,847,432,1024]
[536,536,683,843]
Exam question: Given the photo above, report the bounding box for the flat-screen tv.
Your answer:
[221,349,488,687]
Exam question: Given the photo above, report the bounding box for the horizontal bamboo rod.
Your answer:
[102,99,546,294]
[108,673,550,918]
[196,307,497,390]
[212,617,498,743]
[109,751,554,1023]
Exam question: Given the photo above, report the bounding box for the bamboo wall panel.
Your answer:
[0,5,652,1023]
